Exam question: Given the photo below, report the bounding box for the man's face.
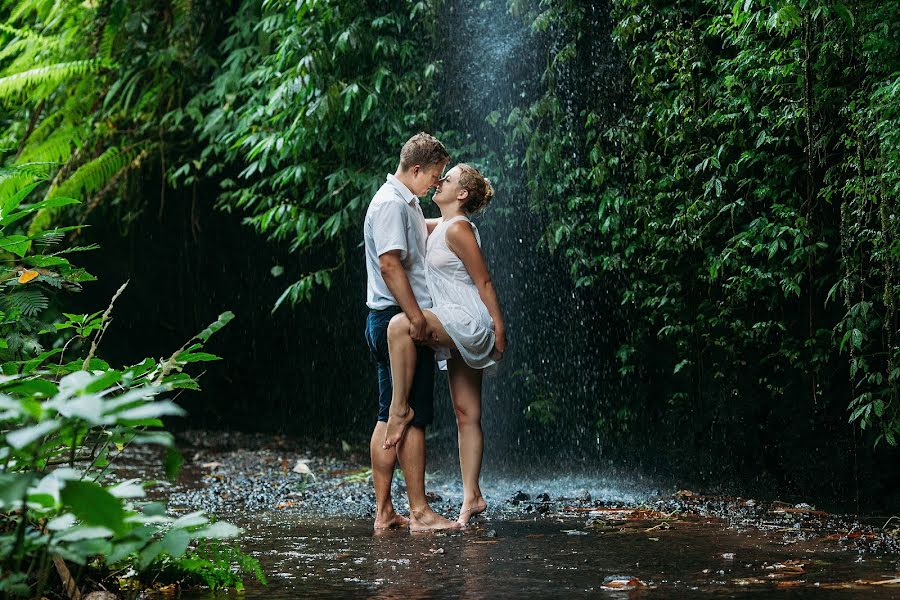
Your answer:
[411,162,448,197]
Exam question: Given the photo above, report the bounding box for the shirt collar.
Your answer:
[386,174,418,205]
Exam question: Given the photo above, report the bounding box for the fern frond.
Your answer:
[2,288,48,317]
[50,145,146,200]
[17,126,78,164]
[0,162,53,200]
[9,0,67,24]
[0,162,53,182]
[0,60,102,101]
[50,147,125,199]
[32,229,64,249]
[97,24,117,63]
[16,108,64,147]
[0,23,64,60]
[4,331,43,356]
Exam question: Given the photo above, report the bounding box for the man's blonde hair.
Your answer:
[399,132,450,171]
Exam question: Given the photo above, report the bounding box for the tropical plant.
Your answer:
[180,0,440,310]
[0,166,262,595]
[510,0,900,445]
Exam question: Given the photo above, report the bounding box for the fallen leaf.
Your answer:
[602,577,645,590]
[292,460,315,478]
[675,489,694,498]
[856,578,900,586]
[201,461,223,469]
[17,270,39,284]
[561,529,589,536]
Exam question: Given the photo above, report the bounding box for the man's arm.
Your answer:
[379,250,428,342]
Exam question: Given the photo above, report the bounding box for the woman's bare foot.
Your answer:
[457,497,488,526]
[374,510,409,531]
[383,407,415,449]
[409,507,463,532]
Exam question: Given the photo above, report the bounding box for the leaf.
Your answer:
[160,528,191,559]
[195,311,234,342]
[115,400,186,421]
[165,447,183,480]
[194,521,242,539]
[0,473,33,509]
[0,235,31,257]
[60,480,126,535]
[832,3,854,26]
[16,269,38,284]
[6,419,60,448]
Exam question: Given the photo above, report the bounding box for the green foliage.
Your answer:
[0,164,260,596]
[0,165,91,365]
[0,0,235,221]
[180,0,439,309]
[512,0,899,443]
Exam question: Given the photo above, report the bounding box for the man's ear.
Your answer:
[411,165,421,177]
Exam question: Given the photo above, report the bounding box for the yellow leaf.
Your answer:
[17,269,39,284]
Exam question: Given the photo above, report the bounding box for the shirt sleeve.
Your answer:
[371,201,408,259]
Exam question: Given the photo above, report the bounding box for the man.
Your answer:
[363,132,460,531]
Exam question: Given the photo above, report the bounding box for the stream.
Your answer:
[116,432,900,598]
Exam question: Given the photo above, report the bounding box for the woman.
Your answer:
[382,163,507,526]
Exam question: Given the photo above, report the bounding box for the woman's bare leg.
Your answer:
[384,311,456,449]
[449,359,487,526]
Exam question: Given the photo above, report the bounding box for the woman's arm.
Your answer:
[446,222,507,354]
[425,218,441,234]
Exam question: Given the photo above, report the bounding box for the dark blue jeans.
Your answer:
[365,306,435,427]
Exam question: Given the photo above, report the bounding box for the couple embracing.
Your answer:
[363,132,507,532]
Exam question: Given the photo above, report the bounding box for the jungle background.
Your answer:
[2,0,899,513]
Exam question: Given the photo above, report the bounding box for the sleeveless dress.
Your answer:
[426,215,497,371]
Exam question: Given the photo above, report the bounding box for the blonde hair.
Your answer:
[399,132,450,171]
[456,163,494,214]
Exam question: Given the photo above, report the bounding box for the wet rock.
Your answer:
[537,493,550,502]
[484,529,497,538]
[513,490,530,502]
[425,491,442,502]
[577,490,591,503]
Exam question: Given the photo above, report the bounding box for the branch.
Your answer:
[82,280,128,370]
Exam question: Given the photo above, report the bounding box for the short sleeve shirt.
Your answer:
[364,174,432,310]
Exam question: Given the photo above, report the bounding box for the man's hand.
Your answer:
[408,313,428,343]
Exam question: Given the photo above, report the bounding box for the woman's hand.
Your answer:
[493,326,507,360]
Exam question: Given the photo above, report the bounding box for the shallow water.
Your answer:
[115,437,899,598]
[181,511,899,598]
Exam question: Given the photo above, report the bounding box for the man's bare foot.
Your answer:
[374,510,409,530]
[409,507,463,532]
[382,407,415,449]
[457,497,488,526]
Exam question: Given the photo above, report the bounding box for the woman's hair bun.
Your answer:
[457,164,494,215]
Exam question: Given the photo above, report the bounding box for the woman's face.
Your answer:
[433,166,465,207]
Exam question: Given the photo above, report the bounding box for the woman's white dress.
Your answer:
[426,215,497,371]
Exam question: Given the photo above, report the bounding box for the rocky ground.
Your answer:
[118,430,900,558]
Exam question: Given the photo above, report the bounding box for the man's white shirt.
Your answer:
[364,174,432,310]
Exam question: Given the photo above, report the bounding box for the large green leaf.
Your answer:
[59,480,126,535]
